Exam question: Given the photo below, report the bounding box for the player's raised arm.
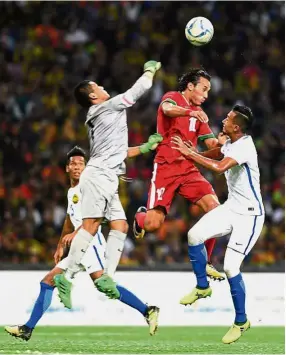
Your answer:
[127,133,163,158]
[110,61,161,111]
[162,102,209,123]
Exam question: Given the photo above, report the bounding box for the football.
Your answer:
[185,17,214,46]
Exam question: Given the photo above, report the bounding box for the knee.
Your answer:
[204,200,220,213]
[109,220,129,234]
[82,218,101,236]
[187,227,204,246]
[144,212,164,232]
[223,260,240,279]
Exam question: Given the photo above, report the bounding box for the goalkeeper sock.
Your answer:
[25,282,54,329]
[104,230,126,277]
[228,273,247,324]
[136,212,146,229]
[205,238,216,262]
[65,229,94,280]
[188,243,209,289]
[117,285,148,316]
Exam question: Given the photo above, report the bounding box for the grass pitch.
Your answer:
[0,326,284,354]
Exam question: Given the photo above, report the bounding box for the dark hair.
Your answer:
[178,68,211,92]
[233,104,254,133]
[74,80,93,108]
[67,146,87,163]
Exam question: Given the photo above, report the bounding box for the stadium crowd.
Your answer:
[0,1,284,268]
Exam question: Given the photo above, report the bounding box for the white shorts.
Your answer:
[190,204,265,255]
[57,232,106,274]
[79,166,126,221]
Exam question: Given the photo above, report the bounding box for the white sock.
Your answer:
[104,230,126,278]
[65,228,94,280]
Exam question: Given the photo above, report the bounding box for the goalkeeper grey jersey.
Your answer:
[85,75,152,175]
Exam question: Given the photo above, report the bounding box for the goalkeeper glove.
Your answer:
[139,133,163,154]
[143,60,161,75]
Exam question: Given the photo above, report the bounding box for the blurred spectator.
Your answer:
[0,1,284,268]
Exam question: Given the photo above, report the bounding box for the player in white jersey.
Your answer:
[54,61,162,307]
[4,140,163,341]
[171,105,265,344]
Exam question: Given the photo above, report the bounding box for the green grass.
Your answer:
[0,326,284,354]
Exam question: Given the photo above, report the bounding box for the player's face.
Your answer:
[188,77,211,106]
[222,111,237,134]
[66,156,85,180]
[88,81,110,102]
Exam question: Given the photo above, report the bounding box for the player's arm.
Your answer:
[110,61,161,111]
[127,133,163,158]
[162,102,209,123]
[54,214,74,264]
[171,136,238,173]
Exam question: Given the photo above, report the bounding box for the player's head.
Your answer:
[178,68,211,106]
[66,146,86,181]
[223,105,254,135]
[74,80,110,108]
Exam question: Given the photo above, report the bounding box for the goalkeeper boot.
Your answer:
[180,286,212,306]
[133,206,147,239]
[53,274,72,309]
[4,325,33,341]
[94,274,120,299]
[206,262,225,281]
[222,320,250,344]
[145,306,160,336]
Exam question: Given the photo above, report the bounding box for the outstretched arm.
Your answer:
[110,61,161,111]
[171,136,238,173]
[127,133,163,158]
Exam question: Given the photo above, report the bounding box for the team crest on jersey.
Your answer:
[72,194,79,204]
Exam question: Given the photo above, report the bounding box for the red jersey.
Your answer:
[155,91,215,164]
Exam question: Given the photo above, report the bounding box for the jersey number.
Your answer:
[189,117,197,132]
[156,187,165,201]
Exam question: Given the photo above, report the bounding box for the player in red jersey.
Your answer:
[134,68,224,281]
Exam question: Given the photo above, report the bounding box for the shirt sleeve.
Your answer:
[66,191,70,215]
[223,140,249,165]
[197,122,216,141]
[109,75,153,111]
[160,92,179,106]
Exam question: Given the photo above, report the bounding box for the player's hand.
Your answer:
[218,132,229,146]
[171,136,195,157]
[62,232,75,247]
[139,133,163,154]
[54,246,64,265]
[189,110,209,123]
[185,140,198,153]
[143,60,161,75]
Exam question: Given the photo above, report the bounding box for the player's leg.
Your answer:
[5,267,63,341]
[93,193,127,298]
[179,172,224,281]
[222,213,265,344]
[55,167,117,306]
[83,236,159,336]
[195,193,224,280]
[133,162,178,238]
[180,205,232,306]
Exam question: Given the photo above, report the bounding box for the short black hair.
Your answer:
[67,146,87,163]
[74,80,93,108]
[233,104,254,133]
[178,68,211,92]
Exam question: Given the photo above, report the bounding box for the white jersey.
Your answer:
[85,75,152,175]
[67,184,102,234]
[221,135,264,216]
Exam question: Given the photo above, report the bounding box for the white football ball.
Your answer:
[185,17,214,46]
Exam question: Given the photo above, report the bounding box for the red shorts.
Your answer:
[147,160,215,213]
